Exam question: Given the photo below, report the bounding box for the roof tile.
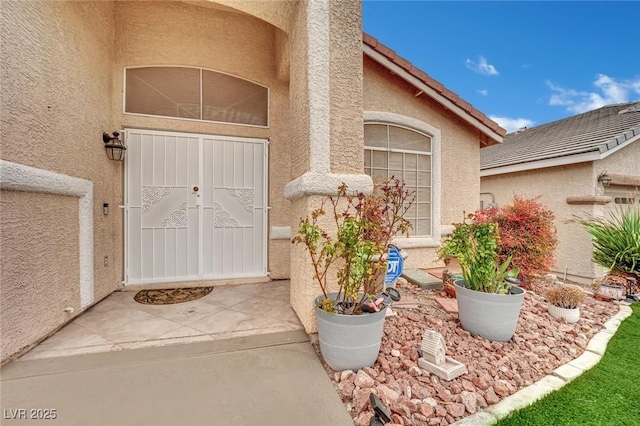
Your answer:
[481,102,640,170]
[392,55,412,71]
[375,42,396,60]
[408,66,429,82]
[442,88,459,104]
[457,98,473,113]
[426,76,444,93]
[362,33,378,48]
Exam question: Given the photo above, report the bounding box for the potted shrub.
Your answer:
[544,285,586,323]
[292,178,414,371]
[438,214,524,342]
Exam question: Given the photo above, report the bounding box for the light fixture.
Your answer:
[597,171,612,187]
[103,131,126,161]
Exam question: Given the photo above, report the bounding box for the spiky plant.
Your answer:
[575,206,640,279]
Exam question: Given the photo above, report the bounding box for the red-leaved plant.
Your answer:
[474,196,558,290]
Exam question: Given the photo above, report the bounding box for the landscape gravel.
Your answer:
[315,279,620,426]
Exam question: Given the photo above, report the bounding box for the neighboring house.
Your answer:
[481,102,640,285]
[0,1,504,363]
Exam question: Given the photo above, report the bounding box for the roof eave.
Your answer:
[363,45,504,145]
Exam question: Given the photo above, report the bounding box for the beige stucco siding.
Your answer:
[598,140,640,181]
[480,163,598,281]
[113,1,292,278]
[363,57,481,268]
[329,0,364,174]
[1,1,118,362]
[1,191,80,361]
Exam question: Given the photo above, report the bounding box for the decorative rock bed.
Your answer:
[314,279,620,426]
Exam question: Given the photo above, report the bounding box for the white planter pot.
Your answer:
[315,293,387,371]
[548,304,580,323]
[454,280,525,342]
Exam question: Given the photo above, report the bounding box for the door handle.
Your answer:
[193,185,199,192]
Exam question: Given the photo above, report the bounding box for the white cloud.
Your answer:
[489,116,535,134]
[547,74,640,114]
[477,89,488,96]
[465,56,499,76]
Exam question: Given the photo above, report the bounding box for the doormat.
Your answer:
[134,287,214,305]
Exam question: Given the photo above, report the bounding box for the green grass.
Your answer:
[497,304,640,426]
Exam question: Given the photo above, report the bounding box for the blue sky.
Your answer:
[363,1,640,133]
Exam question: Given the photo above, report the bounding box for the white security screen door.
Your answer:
[125,129,267,285]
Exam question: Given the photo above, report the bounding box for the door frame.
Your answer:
[123,128,269,285]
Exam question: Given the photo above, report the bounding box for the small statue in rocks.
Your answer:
[418,330,467,381]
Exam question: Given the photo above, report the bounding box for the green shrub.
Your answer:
[575,206,640,278]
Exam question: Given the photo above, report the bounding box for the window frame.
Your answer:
[122,65,270,129]
[364,112,441,249]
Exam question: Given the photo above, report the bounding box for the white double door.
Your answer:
[125,129,267,285]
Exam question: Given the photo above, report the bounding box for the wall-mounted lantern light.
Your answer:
[597,171,612,187]
[103,131,126,161]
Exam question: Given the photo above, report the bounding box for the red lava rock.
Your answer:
[407,312,423,322]
[472,376,490,390]
[355,370,375,388]
[460,391,477,414]
[434,405,448,418]
[334,282,618,425]
[411,383,433,400]
[409,366,422,377]
[419,403,434,418]
[352,388,373,413]
[390,401,412,418]
[355,412,374,426]
[434,385,453,402]
[338,381,355,399]
[446,403,466,418]
[450,382,463,394]
[476,393,488,408]
[377,384,401,404]
[402,359,416,370]
[414,413,428,422]
[484,387,500,405]
[391,414,405,424]
[461,380,475,392]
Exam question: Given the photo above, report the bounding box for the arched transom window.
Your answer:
[364,123,432,237]
[124,66,269,127]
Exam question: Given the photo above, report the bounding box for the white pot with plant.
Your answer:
[438,214,524,342]
[544,285,586,323]
[292,178,414,371]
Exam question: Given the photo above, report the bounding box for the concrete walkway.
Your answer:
[1,330,354,426]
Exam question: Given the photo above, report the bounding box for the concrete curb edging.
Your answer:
[452,304,633,425]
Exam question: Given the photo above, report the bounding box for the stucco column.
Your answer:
[286,0,371,332]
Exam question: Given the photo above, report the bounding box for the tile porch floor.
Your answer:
[21,280,303,361]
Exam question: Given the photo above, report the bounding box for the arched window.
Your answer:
[365,123,432,237]
[124,67,269,127]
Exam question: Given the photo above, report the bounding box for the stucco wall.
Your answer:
[113,1,292,278]
[329,0,363,174]
[480,163,598,282]
[363,57,481,268]
[597,140,640,182]
[0,1,118,362]
[0,192,80,361]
